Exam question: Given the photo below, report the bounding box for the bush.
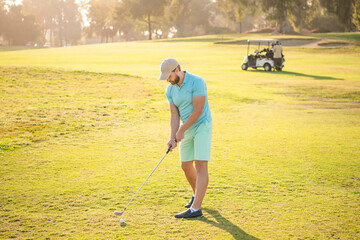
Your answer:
[208,26,235,34]
[311,14,345,33]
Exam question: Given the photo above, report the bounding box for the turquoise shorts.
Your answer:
[180,121,212,162]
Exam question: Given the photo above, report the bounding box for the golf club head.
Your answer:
[114,211,123,216]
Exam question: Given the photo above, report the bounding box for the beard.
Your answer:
[171,75,180,85]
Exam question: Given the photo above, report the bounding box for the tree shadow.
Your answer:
[188,208,260,240]
[251,70,343,80]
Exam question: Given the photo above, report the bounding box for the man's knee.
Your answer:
[181,161,194,172]
[195,161,208,173]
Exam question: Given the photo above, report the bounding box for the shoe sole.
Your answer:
[175,214,203,218]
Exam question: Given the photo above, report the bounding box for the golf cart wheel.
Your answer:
[276,67,282,71]
[264,63,271,72]
[241,63,248,70]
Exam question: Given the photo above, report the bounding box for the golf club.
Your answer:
[114,143,175,216]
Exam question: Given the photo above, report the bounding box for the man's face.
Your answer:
[167,71,180,85]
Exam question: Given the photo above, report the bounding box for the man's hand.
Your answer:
[167,138,177,151]
[176,128,185,142]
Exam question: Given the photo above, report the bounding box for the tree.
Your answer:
[216,0,255,33]
[152,3,175,39]
[51,0,82,46]
[167,0,217,37]
[320,0,358,31]
[261,0,295,33]
[22,0,82,46]
[119,0,168,40]
[23,0,58,44]
[261,0,319,33]
[62,0,82,45]
[291,0,320,33]
[0,0,6,37]
[261,0,340,33]
[113,1,136,41]
[165,0,190,37]
[2,5,40,45]
[354,0,360,30]
[87,0,117,43]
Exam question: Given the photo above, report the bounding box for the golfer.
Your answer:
[158,58,212,218]
[273,41,283,69]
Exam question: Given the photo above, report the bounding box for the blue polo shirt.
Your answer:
[166,72,212,129]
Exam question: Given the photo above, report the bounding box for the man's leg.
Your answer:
[175,122,211,218]
[181,161,197,194]
[275,58,281,68]
[191,160,208,210]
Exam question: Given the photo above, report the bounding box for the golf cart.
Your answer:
[241,39,285,72]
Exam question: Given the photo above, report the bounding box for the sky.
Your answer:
[5,0,22,5]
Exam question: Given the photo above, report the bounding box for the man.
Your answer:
[158,58,212,218]
[273,41,283,69]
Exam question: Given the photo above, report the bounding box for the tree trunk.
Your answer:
[148,13,152,40]
[58,16,63,47]
[64,26,67,46]
[344,0,351,32]
[50,29,53,46]
[299,8,303,33]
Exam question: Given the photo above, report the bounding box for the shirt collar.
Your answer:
[181,71,188,87]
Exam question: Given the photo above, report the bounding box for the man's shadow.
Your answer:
[188,208,260,240]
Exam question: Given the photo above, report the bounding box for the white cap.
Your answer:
[158,58,179,80]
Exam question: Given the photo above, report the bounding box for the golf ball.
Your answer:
[120,218,125,224]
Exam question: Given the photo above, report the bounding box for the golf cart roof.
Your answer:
[247,39,279,43]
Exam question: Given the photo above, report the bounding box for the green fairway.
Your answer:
[1,34,360,239]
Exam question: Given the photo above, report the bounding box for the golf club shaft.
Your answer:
[119,146,172,214]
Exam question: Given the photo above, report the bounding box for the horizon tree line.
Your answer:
[0,0,359,46]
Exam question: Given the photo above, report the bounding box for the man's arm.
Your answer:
[176,96,205,142]
[168,103,180,150]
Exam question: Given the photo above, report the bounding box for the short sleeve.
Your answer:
[165,85,173,103]
[192,78,206,97]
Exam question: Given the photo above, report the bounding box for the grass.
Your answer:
[1,33,360,239]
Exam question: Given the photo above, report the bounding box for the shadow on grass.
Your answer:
[0,46,46,52]
[250,70,343,80]
[188,208,260,240]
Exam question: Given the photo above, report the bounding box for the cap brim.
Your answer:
[158,72,170,80]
